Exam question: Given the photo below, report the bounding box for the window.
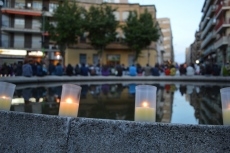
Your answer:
[122,11,129,21]
[32,1,42,10]
[15,16,25,28]
[32,35,41,49]
[14,34,24,48]
[113,12,119,21]
[49,3,58,13]
[15,0,25,9]
[161,29,170,32]
[163,37,170,40]
[32,17,40,29]
[107,54,120,65]
[80,54,87,64]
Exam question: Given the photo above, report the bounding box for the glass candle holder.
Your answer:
[59,84,82,117]
[135,85,157,122]
[220,87,230,125]
[0,82,16,111]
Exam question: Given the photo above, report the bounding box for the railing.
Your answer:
[215,0,230,17]
[215,18,230,32]
[214,36,228,49]
[202,45,215,57]
[201,5,216,25]
[200,31,215,49]
[201,18,216,39]
[203,0,211,14]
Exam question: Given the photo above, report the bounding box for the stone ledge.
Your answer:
[0,111,229,153]
[1,75,230,84]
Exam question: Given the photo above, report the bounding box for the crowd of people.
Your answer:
[0,60,228,77]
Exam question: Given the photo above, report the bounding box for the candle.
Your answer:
[135,101,156,122]
[59,98,79,117]
[0,96,12,111]
[222,104,230,125]
[223,109,230,125]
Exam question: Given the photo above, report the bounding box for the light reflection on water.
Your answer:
[10,82,226,125]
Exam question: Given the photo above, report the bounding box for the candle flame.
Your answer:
[141,101,149,107]
[66,98,72,103]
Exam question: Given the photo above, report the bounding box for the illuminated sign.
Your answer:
[28,51,43,57]
[0,49,27,56]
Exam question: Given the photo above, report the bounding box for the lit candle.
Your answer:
[59,98,79,117]
[223,104,230,125]
[0,96,12,111]
[135,101,156,122]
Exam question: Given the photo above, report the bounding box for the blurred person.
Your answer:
[101,64,110,76]
[151,63,160,76]
[136,63,143,76]
[116,64,123,77]
[48,63,56,75]
[55,63,64,76]
[164,66,170,76]
[186,64,195,76]
[144,64,151,76]
[80,63,89,76]
[66,64,74,76]
[22,60,33,77]
[75,64,81,76]
[170,65,176,76]
[36,62,44,77]
[129,64,137,76]
[179,64,187,76]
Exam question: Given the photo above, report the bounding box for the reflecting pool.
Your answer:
[10,82,227,125]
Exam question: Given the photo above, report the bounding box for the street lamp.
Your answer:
[41,8,45,56]
[0,0,3,47]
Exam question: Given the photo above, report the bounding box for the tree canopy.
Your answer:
[121,9,160,62]
[45,0,85,63]
[84,3,118,63]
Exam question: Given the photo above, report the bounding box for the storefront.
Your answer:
[0,49,26,65]
[27,51,44,63]
[48,51,62,65]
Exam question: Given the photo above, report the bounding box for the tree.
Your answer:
[45,0,85,65]
[84,3,118,65]
[121,9,159,62]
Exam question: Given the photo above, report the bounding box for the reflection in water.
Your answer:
[10,83,225,125]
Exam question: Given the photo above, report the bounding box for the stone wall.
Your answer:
[0,111,229,153]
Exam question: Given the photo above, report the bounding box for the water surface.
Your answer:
[10,81,226,125]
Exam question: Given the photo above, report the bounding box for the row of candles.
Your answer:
[0,81,229,124]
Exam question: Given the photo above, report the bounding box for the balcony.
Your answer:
[1,27,41,34]
[202,45,215,57]
[201,5,216,25]
[214,36,229,49]
[215,0,230,18]
[215,19,230,33]
[202,0,211,14]
[200,31,216,49]
[1,8,42,16]
[201,18,216,39]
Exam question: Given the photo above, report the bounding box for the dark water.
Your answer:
[10,82,227,125]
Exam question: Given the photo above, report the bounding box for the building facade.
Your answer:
[157,18,174,63]
[66,2,160,67]
[190,31,202,64]
[0,0,65,65]
[199,0,230,65]
[0,0,161,68]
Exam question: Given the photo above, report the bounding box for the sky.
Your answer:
[128,0,205,64]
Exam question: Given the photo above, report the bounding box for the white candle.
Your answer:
[59,98,79,117]
[135,101,156,122]
[223,109,230,125]
[0,96,12,111]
